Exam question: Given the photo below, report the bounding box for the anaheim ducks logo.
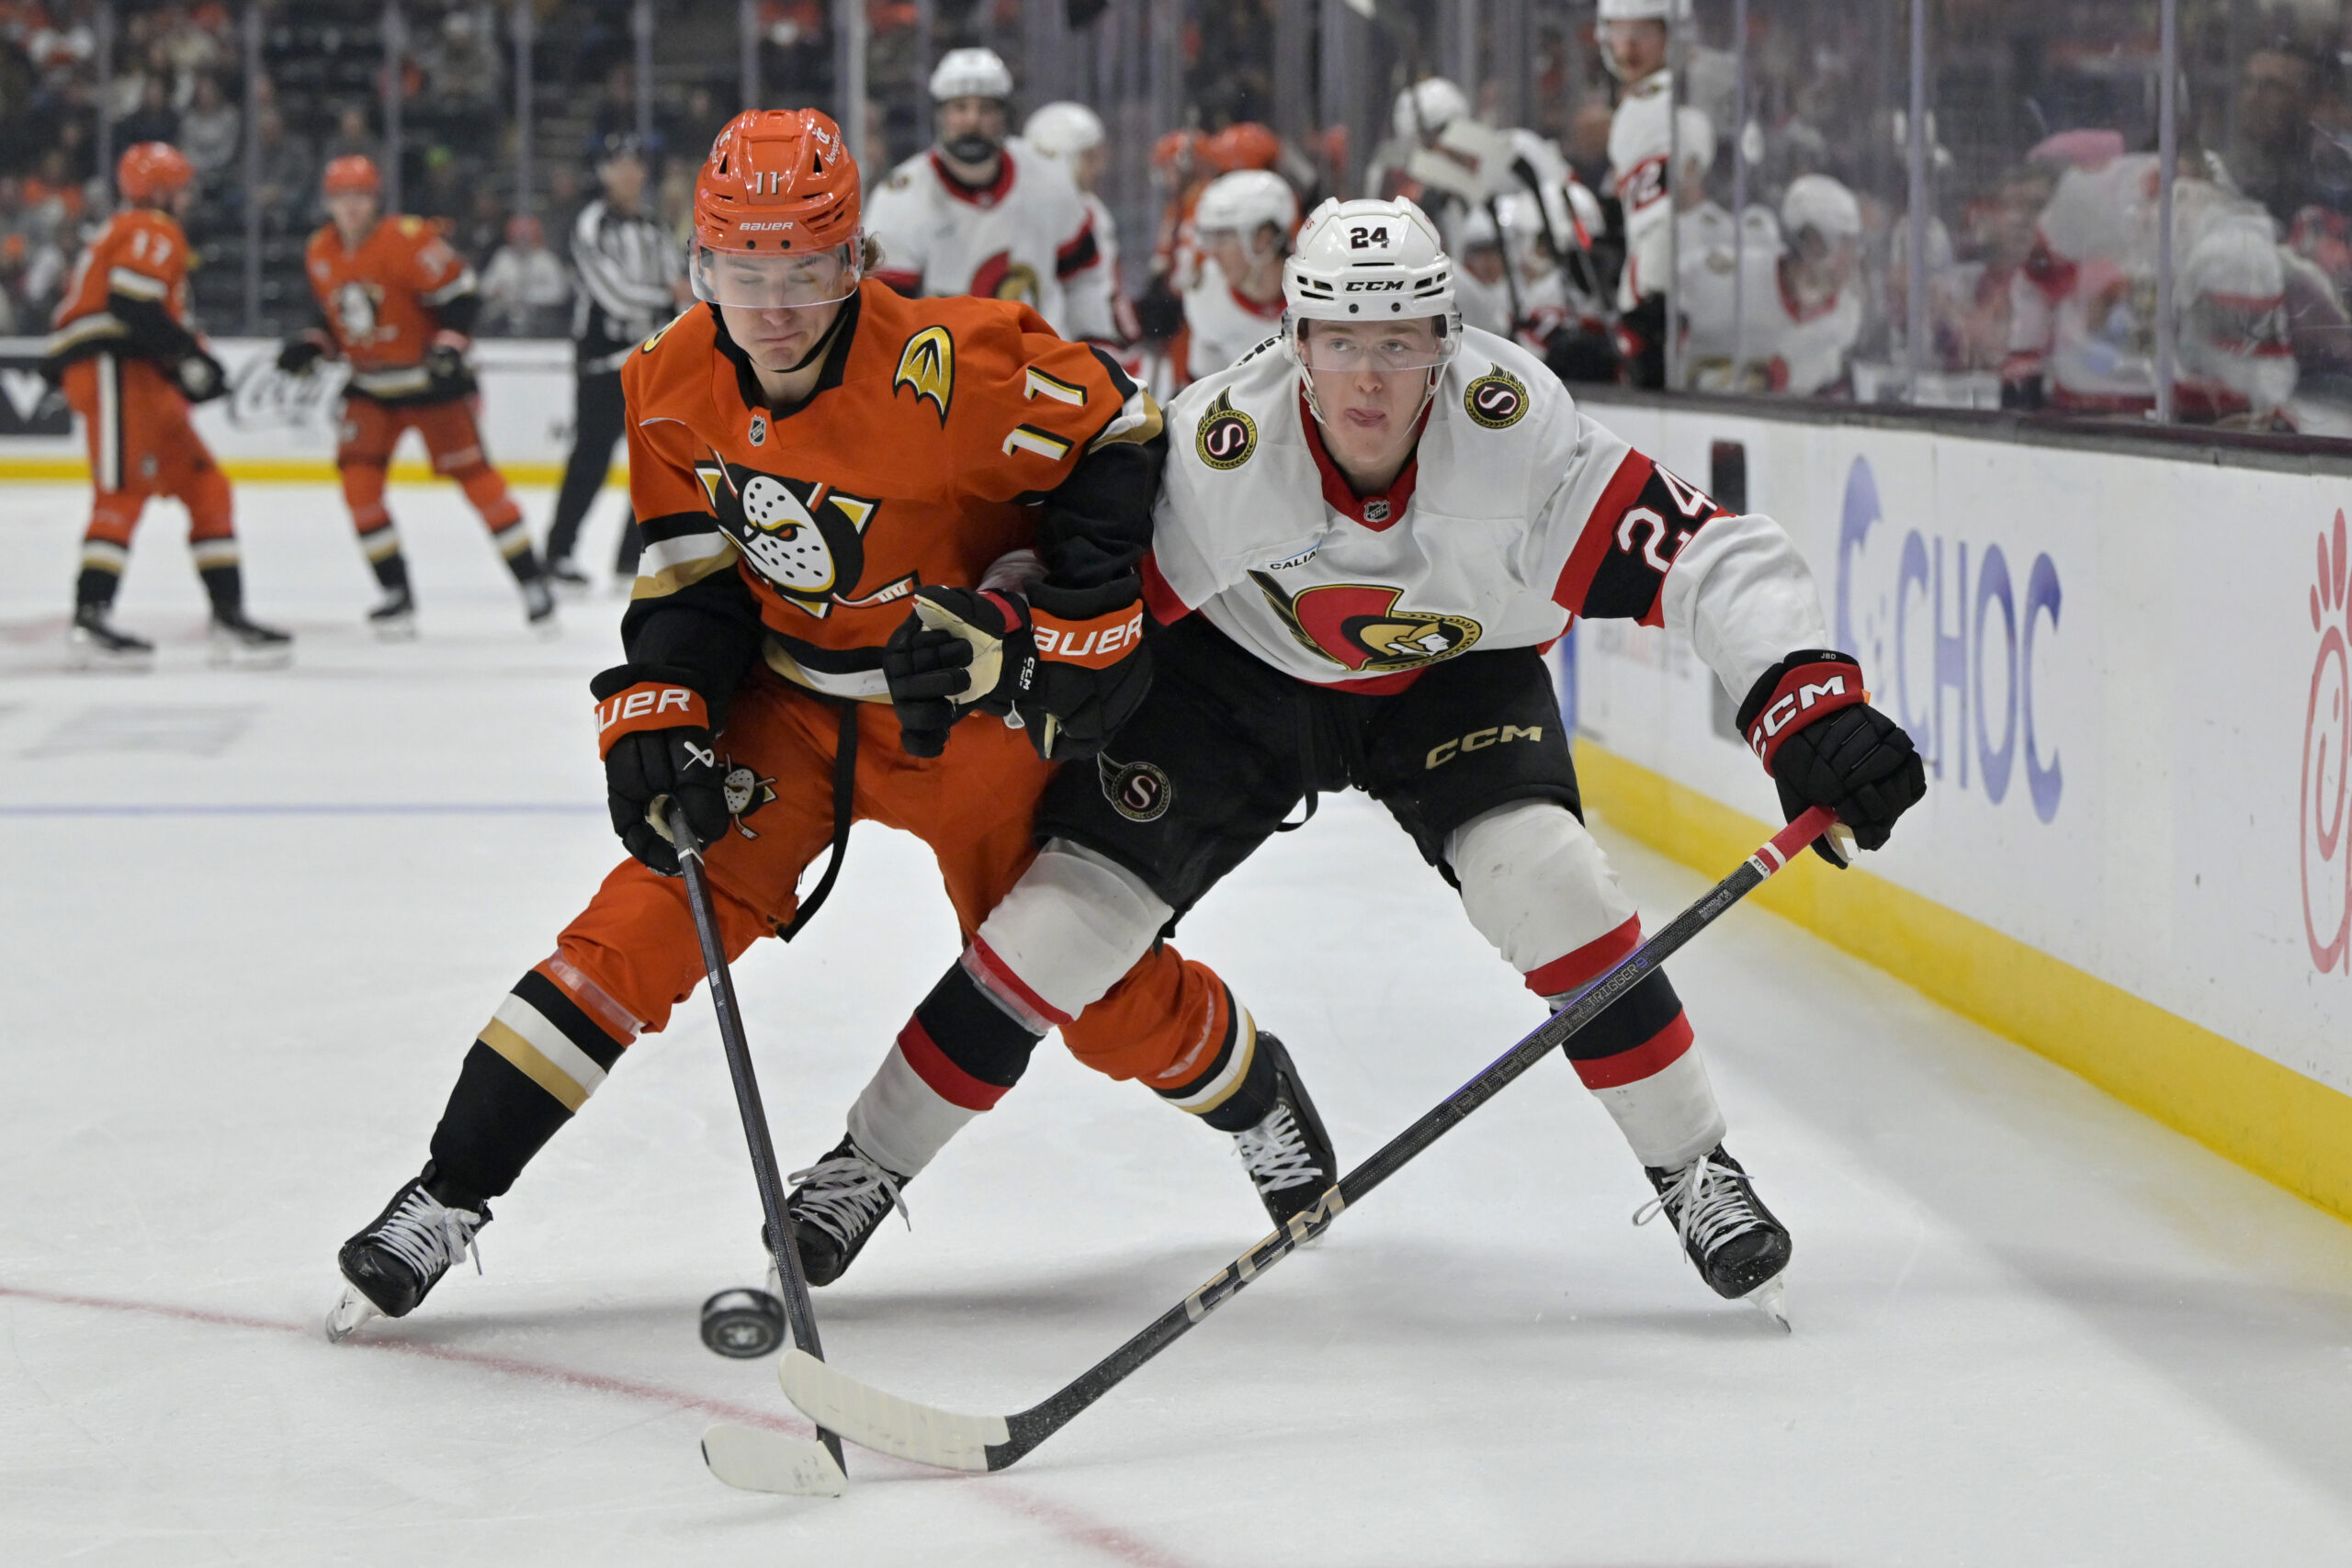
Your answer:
[722,758,779,840]
[1250,572,1483,673]
[1463,367,1529,430]
[893,326,954,424]
[1195,390,1257,470]
[693,456,915,619]
[330,281,385,344]
[971,250,1042,309]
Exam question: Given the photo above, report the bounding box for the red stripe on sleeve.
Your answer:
[1522,913,1644,1000]
[894,1017,1012,1111]
[1139,551,1193,626]
[1568,1010,1695,1089]
[1551,448,1655,615]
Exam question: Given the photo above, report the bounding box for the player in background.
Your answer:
[43,142,291,670]
[544,133,687,592]
[1600,0,1678,387]
[865,49,1107,341]
[815,198,1926,1319]
[324,110,1339,1337]
[1365,76,1474,208]
[1182,169,1295,380]
[1680,173,1863,398]
[278,154,556,637]
[1023,101,1143,375]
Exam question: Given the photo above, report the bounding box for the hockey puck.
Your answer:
[700,1287,786,1359]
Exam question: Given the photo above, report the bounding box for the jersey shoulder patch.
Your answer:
[893,324,955,424]
[1194,389,1258,470]
[396,216,425,237]
[1462,366,1531,430]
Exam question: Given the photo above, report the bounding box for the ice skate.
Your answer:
[326,1171,490,1340]
[368,587,418,640]
[544,556,592,596]
[207,609,294,669]
[66,606,155,671]
[1634,1144,1792,1325]
[1231,1032,1339,1229]
[522,575,560,638]
[783,1134,911,1287]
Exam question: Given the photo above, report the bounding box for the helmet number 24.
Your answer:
[1348,225,1392,248]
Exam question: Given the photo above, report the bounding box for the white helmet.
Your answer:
[1391,77,1471,141]
[1282,197,1461,423]
[1023,101,1104,160]
[1781,174,1862,243]
[1193,170,1299,243]
[1674,106,1715,179]
[1598,0,1682,19]
[930,47,1013,103]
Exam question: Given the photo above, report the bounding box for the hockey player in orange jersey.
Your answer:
[43,141,291,669]
[324,108,1338,1339]
[278,154,555,637]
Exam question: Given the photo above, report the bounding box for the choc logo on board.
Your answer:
[2305,510,2351,974]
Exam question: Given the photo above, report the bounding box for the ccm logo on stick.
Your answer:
[1427,723,1543,769]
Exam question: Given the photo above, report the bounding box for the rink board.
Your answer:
[1575,392,2352,1219]
[0,335,605,487]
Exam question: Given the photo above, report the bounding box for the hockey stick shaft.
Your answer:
[669,805,846,1478]
[926,806,1836,1469]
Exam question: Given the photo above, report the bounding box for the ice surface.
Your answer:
[6,483,2352,1564]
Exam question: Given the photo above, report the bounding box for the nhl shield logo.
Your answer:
[1363,498,1393,524]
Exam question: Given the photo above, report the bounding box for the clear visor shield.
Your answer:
[1289,318,1453,374]
[691,241,862,310]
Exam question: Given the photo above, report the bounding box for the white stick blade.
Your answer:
[700,1423,848,1497]
[780,1348,1008,1472]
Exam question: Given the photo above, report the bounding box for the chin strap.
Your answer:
[773,302,853,377]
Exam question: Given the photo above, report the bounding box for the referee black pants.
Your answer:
[545,367,639,574]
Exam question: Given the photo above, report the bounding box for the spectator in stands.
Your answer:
[321,104,380,175]
[116,73,178,150]
[181,73,240,189]
[456,183,506,265]
[249,106,315,231]
[2219,39,2329,228]
[479,213,571,336]
[426,8,502,112]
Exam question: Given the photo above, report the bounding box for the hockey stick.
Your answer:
[665,802,849,1497]
[781,806,1842,1473]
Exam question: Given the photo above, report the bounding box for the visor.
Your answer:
[1290,321,1453,373]
[691,241,862,310]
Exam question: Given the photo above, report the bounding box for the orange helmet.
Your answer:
[690,107,863,309]
[322,154,383,197]
[1151,129,1204,174]
[1205,121,1281,173]
[117,142,193,202]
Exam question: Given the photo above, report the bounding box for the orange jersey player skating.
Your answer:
[280,153,553,637]
[326,107,1313,1342]
[43,141,290,669]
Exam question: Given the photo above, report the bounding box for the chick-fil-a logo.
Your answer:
[2305,510,2351,974]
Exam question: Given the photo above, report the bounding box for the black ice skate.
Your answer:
[207,609,294,669]
[1634,1144,1792,1328]
[66,605,154,670]
[368,586,418,640]
[1232,1032,1339,1228]
[522,575,560,637]
[784,1134,911,1287]
[326,1171,490,1341]
[545,556,592,595]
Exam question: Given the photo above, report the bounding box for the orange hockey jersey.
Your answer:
[622,282,1161,701]
[302,215,477,400]
[45,208,195,367]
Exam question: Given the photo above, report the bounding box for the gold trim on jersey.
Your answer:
[1023,366,1088,406]
[893,326,955,424]
[1003,423,1074,462]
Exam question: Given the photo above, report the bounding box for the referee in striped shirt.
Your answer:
[544,133,687,590]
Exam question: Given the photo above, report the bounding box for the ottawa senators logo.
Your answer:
[693,457,914,618]
[1195,390,1257,471]
[1463,367,1529,430]
[1250,572,1483,673]
[1098,754,1173,822]
[971,250,1041,309]
[893,326,954,424]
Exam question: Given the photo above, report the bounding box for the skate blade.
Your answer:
[370,615,419,643]
[323,1284,380,1343]
[527,615,562,643]
[209,640,295,671]
[1743,1273,1791,1333]
[65,643,154,673]
[701,1423,847,1497]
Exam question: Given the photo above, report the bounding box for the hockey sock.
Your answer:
[1148,988,1272,1132]
[1539,962,1724,1170]
[195,553,243,617]
[848,960,1044,1177]
[75,551,125,610]
[429,966,632,1201]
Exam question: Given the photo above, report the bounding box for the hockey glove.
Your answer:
[883,586,1029,758]
[883,585,1150,761]
[1022,581,1150,761]
[277,333,330,376]
[1737,649,1926,865]
[424,329,470,383]
[592,664,729,876]
[174,348,229,403]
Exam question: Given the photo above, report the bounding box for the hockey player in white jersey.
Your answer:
[1183,168,1295,380]
[865,49,1108,338]
[1601,0,1681,385]
[1023,99,1141,362]
[795,197,1926,1319]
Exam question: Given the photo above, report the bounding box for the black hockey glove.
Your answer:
[1738,649,1926,866]
[277,333,328,375]
[884,586,1033,759]
[592,663,729,876]
[883,584,1149,761]
[174,347,229,403]
[1022,580,1151,761]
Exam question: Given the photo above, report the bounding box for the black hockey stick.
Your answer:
[666,802,849,1496]
[781,806,1841,1472]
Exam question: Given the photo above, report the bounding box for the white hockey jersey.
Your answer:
[1675,202,1860,395]
[1608,69,1675,310]
[865,139,1104,340]
[1144,329,1828,702]
[1182,261,1285,379]
[1063,189,1136,351]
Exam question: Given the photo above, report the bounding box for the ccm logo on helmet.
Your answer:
[1426,723,1544,769]
[1343,279,1407,292]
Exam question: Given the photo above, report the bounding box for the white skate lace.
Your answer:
[368,1187,484,1282]
[786,1152,911,1247]
[1632,1154,1766,1255]
[1234,1104,1322,1194]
